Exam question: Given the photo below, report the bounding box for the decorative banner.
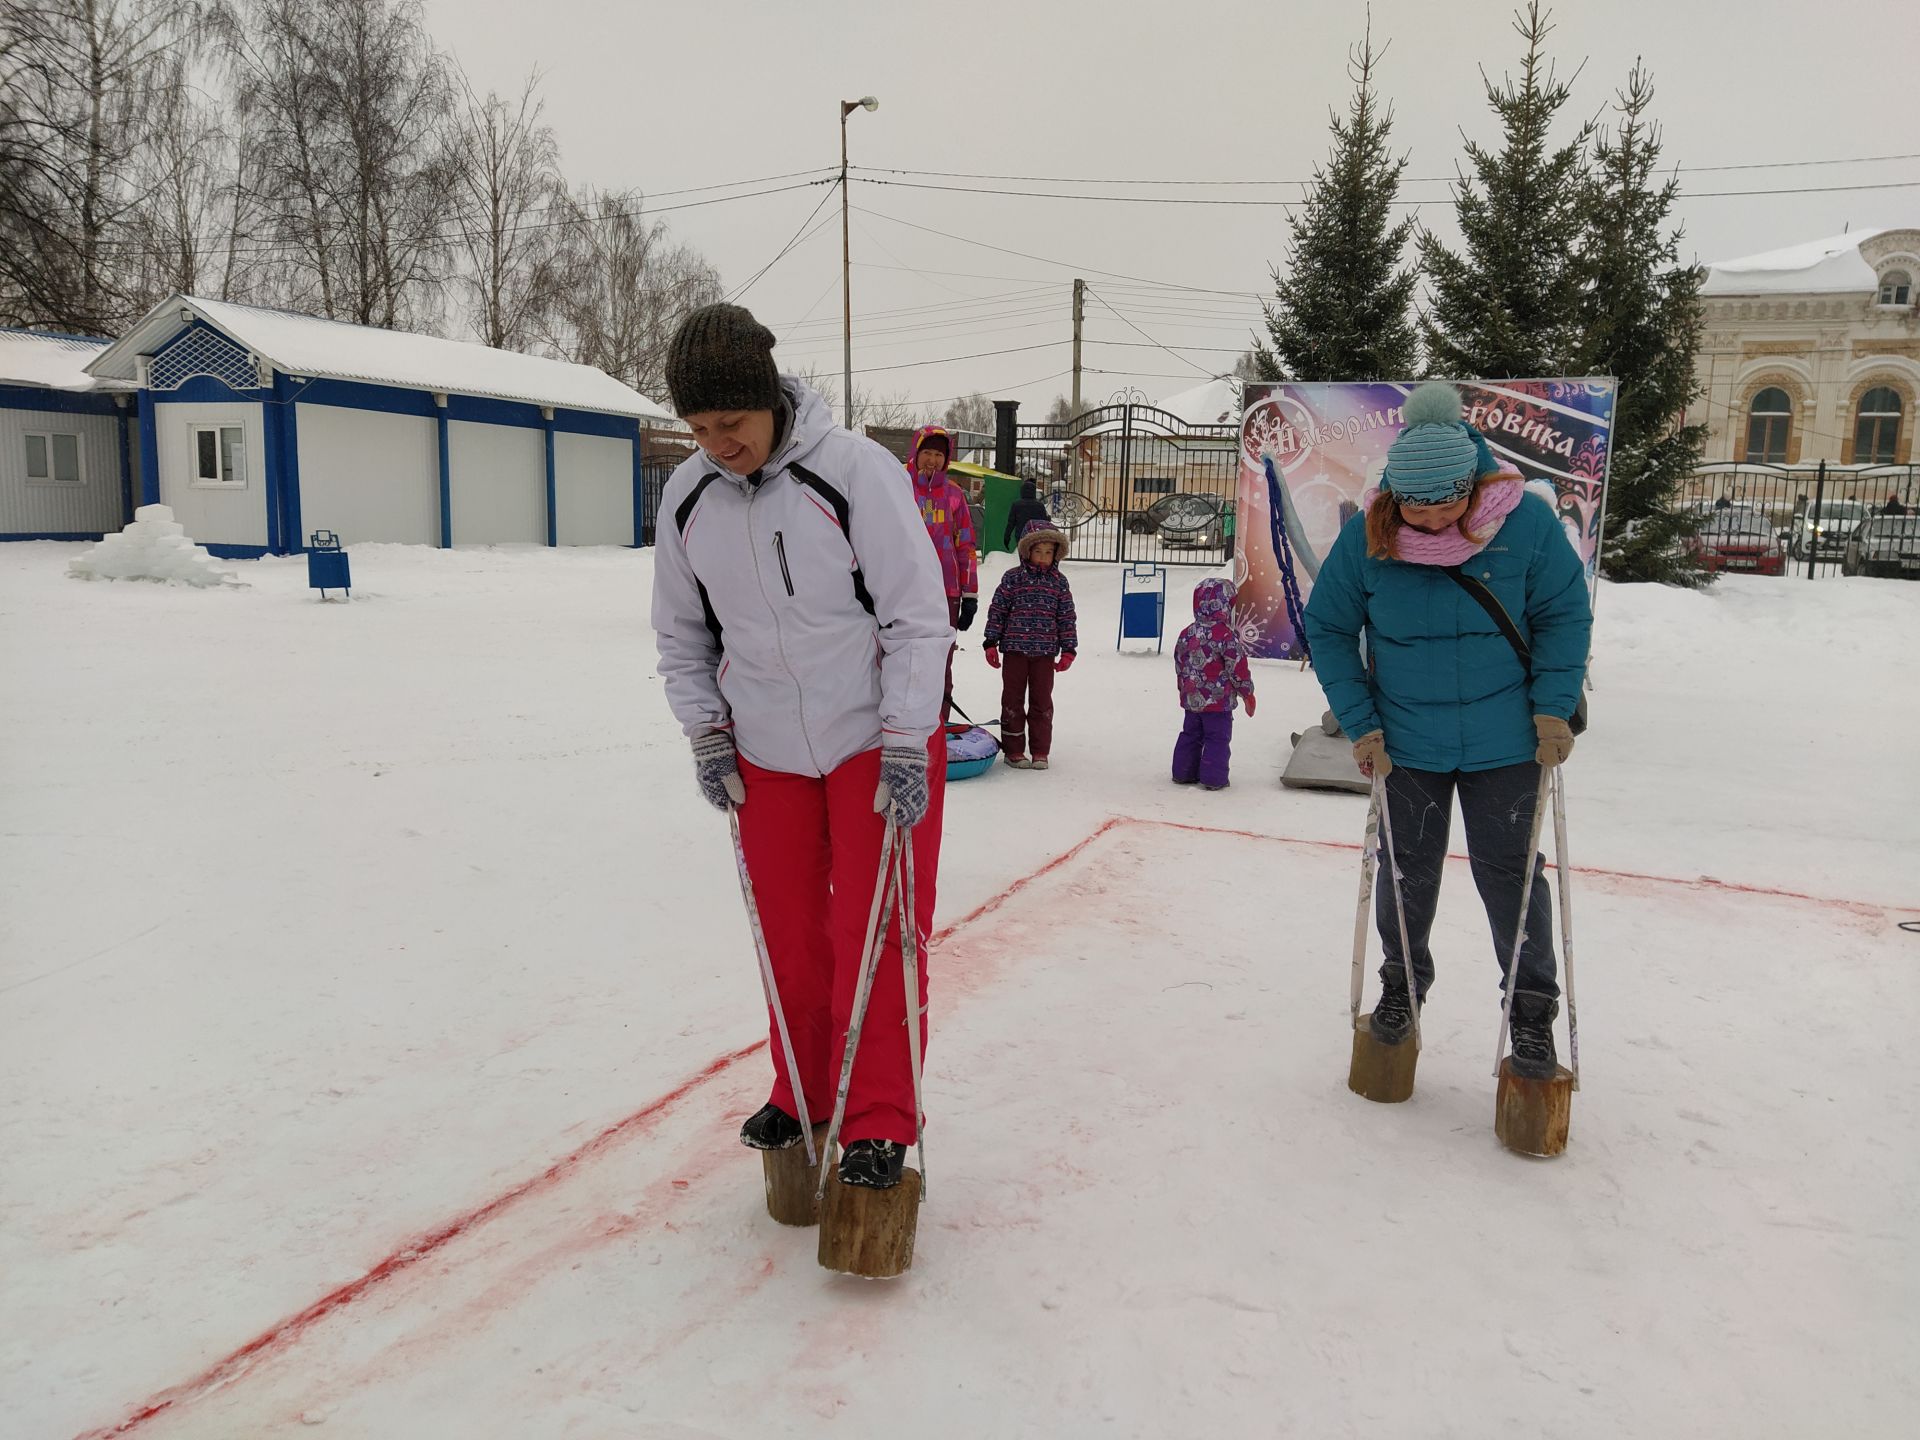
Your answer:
[1232,379,1616,660]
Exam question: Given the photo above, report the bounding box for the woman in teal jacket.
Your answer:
[1302,382,1592,1080]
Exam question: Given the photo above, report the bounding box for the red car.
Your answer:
[1689,512,1786,575]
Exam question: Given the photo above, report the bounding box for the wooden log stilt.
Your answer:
[817,1164,922,1278]
[1494,1060,1574,1157]
[762,1125,830,1227]
[1347,1013,1419,1103]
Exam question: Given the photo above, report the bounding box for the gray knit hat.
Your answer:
[664,304,781,417]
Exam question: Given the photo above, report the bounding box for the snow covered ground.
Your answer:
[2,541,1915,1439]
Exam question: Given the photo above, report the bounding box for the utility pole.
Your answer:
[839,96,878,431]
[1070,278,1085,419]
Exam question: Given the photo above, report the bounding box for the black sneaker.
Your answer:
[739,1103,804,1151]
[1369,975,1421,1045]
[838,1138,906,1189]
[1508,992,1560,1080]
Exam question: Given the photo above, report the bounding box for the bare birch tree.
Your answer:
[536,185,722,401]
[224,0,457,328]
[450,68,563,350]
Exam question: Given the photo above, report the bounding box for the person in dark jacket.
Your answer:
[983,519,1077,769]
[1302,381,1593,1082]
[1003,479,1051,550]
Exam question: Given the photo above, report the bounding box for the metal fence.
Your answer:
[1682,462,1919,577]
[1015,403,1241,565]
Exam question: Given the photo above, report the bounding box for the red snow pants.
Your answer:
[735,730,945,1145]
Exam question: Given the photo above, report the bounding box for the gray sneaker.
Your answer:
[1004,754,1032,770]
[1031,757,1050,770]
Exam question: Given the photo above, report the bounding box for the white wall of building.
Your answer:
[450,419,543,546]
[154,399,268,547]
[296,402,439,547]
[555,431,633,546]
[0,404,127,534]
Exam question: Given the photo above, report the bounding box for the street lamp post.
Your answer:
[840,95,878,431]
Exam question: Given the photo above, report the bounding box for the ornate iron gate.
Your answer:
[1015,402,1241,565]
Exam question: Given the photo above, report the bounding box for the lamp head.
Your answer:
[859,95,879,111]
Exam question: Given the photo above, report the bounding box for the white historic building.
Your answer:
[1691,227,1919,467]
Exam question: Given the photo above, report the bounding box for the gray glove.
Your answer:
[873,745,931,828]
[691,730,745,811]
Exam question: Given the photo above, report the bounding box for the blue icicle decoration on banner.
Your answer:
[1263,453,1313,665]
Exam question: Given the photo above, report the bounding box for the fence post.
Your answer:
[994,399,1019,479]
[1806,459,1826,581]
[1117,403,1135,564]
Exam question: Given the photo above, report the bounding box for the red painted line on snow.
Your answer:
[1126,815,1904,916]
[75,1039,765,1440]
[78,813,1135,1440]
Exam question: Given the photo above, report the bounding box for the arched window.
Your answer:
[1746,386,1793,464]
[1854,386,1903,465]
[1879,270,1913,306]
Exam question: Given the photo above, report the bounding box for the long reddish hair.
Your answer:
[1366,475,1498,560]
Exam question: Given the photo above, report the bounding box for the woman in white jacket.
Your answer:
[651,304,951,1190]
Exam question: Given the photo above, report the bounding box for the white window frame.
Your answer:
[188,422,249,489]
[1877,269,1912,307]
[23,429,86,487]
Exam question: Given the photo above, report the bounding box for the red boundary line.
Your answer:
[75,814,1134,1440]
[1129,815,1905,916]
[76,808,1905,1437]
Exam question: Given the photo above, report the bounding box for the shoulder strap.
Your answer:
[1443,566,1531,669]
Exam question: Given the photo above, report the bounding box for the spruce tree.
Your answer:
[1578,62,1710,586]
[1419,2,1593,378]
[1255,16,1418,382]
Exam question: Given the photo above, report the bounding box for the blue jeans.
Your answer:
[1376,762,1558,1000]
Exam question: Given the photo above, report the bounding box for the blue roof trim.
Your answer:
[0,326,114,343]
[0,383,121,415]
[283,374,641,437]
[0,531,108,542]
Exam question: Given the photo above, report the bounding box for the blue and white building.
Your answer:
[0,330,137,542]
[65,294,674,557]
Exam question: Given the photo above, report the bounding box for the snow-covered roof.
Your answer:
[1153,377,1242,427]
[0,329,123,393]
[1700,230,1887,297]
[86,295,674,422]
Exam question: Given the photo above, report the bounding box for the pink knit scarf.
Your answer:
[1361,477,1526,566]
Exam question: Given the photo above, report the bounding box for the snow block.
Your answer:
[68,504,238,588]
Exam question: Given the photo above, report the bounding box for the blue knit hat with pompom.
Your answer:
[1382,383,1486,503]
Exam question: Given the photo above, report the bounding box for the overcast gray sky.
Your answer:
[426,0,1918,415]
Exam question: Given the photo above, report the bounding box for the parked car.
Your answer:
[1688,511,1787,575]
[1157,493,1233,552]
[1786,500,1867,561]
[1841,515,1920,577]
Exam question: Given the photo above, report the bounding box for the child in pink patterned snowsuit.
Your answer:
[1172,577,1255,789]
[906,425,979,714]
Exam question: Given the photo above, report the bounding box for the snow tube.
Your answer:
[945,722,999,781]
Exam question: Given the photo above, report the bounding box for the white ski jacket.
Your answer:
[651,378,952,778]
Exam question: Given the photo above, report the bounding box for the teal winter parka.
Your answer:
[1302,493,1592,773]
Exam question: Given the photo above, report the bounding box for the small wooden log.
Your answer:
[1347,1013,1419,1103]
[761,1125,830,1227]
[817,1164,922,1278]
[1494,1060,1575,1157]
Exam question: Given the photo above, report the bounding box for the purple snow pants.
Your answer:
[1172,710,1233,787]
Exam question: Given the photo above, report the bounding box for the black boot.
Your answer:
[1508,992,1560,1080]
[1369,973,1421,1045]
[739,1102,804,1151]
[838,1138,906,1189]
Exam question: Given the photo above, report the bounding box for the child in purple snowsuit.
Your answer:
[1172,577,1255,789]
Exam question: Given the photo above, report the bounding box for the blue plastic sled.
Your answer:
[946,722,999,781]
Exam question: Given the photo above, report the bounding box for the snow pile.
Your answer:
[67,504,236,586]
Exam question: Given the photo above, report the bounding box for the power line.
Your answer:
[727,183,841,303]
[1086,287,1216,378]
[852,174,1920,208]
[853,341,1061,376]
[854,151,1920,187]
[852,203,1264,298]
[772,285,1057,331]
